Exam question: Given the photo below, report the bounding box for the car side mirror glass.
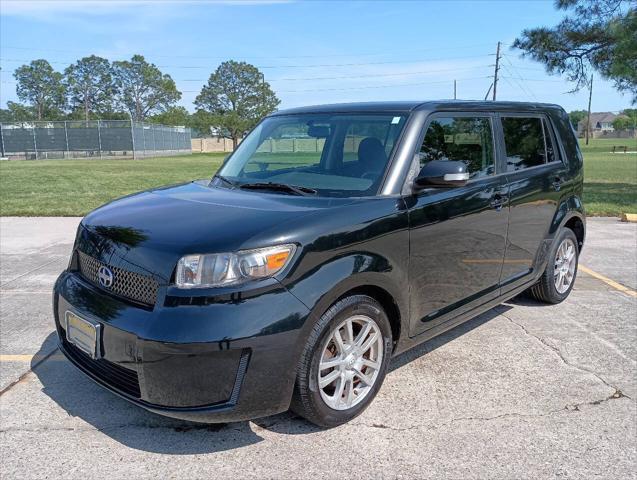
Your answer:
[413,160,470,190]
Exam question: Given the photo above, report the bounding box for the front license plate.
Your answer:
[65,311,99,359]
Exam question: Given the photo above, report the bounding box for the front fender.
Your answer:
[282,251,410,350]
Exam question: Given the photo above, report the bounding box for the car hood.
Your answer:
[78,180,355,283]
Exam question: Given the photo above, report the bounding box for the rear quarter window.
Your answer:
[501,116,551,172]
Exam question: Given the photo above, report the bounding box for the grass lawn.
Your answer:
[0,153,226,216]
[580,138,637,216]
[0,138,635,216]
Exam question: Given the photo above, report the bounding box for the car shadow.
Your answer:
[33,302,517,453]
[388,303,513,372]
[31,333,265,454]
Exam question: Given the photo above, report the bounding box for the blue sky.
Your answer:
[0,0,631,113]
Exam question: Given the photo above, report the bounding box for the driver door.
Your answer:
[408,113,509,337]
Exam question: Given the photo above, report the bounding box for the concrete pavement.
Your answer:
[0,216,635,479]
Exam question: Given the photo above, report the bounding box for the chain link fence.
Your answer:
[0,120,192,160]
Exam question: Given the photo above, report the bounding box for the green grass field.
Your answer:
[0,153,226,216]
[0,138,635,216]
[579,138,637,216]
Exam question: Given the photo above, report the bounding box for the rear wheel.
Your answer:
[527,228,579,304]
[291,295,392,427]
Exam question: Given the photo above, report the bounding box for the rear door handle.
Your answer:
[552,177,563,191]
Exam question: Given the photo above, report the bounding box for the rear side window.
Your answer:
[501,117,555,172]
[419,117,495,179]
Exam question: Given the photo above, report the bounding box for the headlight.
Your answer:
[175,244,296,288]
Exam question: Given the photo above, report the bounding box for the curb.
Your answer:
[620,213,637,223]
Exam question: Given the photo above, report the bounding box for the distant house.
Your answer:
[577,112,627,137]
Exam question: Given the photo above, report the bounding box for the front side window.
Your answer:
[501,117,550,171]
[419,116,495,179]
[218,113,407,197]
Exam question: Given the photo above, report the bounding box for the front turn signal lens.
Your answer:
[266,251,291,270]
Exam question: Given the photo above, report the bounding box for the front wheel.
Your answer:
[527,228,579,304]
[291,295,392,427]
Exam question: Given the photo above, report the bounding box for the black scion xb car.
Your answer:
[53,101,585,427]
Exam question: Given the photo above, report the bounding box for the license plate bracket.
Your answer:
[65,311,101,359]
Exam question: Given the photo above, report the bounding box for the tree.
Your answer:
[612,116,631,130]
[0,101,36,122]
[621,108,637,123]
[613,108,637,130]
[568,109,588,128]
[14,59,66,120]
[195,60,280,148]
[148,106,191,126]
[189,110,216,137]
[513,0,637,103]
[64,55,115,121]
[111,55,181,121]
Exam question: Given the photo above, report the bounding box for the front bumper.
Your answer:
[53,271,311,423]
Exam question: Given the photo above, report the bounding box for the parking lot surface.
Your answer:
[1,216,635,479]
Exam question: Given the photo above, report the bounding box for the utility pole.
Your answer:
[454,79,457,100]
[585,74,594,145]
[492,41,501,101]
[484,83,493,101]
[260,72,266,105]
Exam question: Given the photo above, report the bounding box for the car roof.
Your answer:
[271,100,564,116]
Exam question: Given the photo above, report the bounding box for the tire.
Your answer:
[527,228,579,304]
[291,295,392,428]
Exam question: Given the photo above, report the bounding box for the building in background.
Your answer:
[577,112,635,139]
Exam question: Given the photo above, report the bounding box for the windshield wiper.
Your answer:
[212,174,237,188]
[239,182,317,196]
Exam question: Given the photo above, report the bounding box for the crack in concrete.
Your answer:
[3,387,629,436]
[351,390,629,433]
[495,307,626,395]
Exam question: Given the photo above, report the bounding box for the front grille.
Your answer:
[63,337,141,398]
[77,251,158,306]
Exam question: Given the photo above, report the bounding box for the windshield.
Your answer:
[216,113,407,197]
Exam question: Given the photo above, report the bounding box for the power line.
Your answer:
[0,53,494,70]
[500,76,566,83]
[500,67,535,101]
[2,76,491,95]
[267,65,492,82]
[501,65,548,72]
[3,64,492,82]
[0,43,497,60]
[278,76,491,93]
[0,64,500,86]
[501,56,539,101]
[500,75,532,102]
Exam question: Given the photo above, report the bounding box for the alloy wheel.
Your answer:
[317,315,384,411]
[554,238,577,294]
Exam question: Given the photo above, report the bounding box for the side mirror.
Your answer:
[413,160,470,190]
